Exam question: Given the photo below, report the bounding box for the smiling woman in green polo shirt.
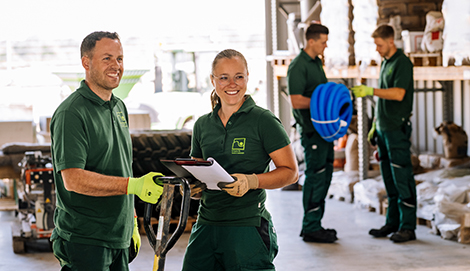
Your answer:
[181,49,299,271]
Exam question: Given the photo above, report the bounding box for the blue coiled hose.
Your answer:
[310,82,353,142]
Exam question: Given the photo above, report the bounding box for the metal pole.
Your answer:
[357,97,369,180]
[271,0,280,117]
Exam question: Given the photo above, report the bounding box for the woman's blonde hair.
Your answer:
[210,49,248,110]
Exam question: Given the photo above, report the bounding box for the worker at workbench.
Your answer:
[181,49,298,271]
[287,23,338,243]
[50,31,164,270]
[352,24,417,243]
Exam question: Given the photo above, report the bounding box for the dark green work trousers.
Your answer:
[52,234,129,271]
[377,121,417,230]
[300,131,334,233]
[182,218,278,271]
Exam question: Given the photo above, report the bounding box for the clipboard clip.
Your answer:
[174,158,213,166]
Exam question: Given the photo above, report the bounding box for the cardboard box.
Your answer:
[128,112,151,131]
[0,121,36,147]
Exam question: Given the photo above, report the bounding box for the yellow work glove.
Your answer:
[127,172,164,204]
[351,85,374,98]
[368,121,377,146]
[218,174,259,197]
[128,216,141,263]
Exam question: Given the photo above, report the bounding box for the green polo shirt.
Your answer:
[191,96,290,227]
[287,49,328,135]
[50,80,133,249]
[376,49,414,131]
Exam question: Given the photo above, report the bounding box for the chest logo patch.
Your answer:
[232,138,246,154]
[116,112,128,128]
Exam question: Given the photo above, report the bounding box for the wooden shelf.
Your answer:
[269,55,470,81]
[0,198,17,211]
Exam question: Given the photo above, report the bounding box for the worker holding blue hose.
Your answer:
[287,23,338,243]
[352,24,417,243]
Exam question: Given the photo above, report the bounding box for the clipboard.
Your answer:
[160,157,234,190]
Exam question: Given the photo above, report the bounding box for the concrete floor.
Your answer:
[1,190,470,271]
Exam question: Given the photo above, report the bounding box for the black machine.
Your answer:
[11,151,55,253]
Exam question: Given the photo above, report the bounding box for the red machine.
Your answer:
[11,151,55,253]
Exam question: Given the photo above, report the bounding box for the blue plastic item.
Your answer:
[310,82,353,142]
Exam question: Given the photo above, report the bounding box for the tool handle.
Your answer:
[143,177,191,257]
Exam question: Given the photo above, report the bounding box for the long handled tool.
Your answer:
[143,176,191,271]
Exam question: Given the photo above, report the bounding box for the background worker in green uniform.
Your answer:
[287,23,338,243]
[181,49,298,271]
[352,24,417,243]
[50,31,164,270]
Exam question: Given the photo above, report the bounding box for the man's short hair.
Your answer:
[372,24,394,40]
[80,31,120,58]
[305,23,329,41]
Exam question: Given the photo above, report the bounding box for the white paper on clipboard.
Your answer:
[181,157,234,190]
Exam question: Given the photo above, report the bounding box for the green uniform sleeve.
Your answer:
[51,110,88,172]
[190,119,202,159]
[258,111,291,155]
[392,58,413,90]
[287,61,307,96]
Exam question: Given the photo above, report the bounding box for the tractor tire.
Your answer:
[131,129,199,219]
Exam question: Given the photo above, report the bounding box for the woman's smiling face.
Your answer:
[211,56,249,109]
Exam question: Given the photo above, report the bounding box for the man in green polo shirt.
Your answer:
[50,31,164,270]
[352,24,417,243]
[287,23,338,243]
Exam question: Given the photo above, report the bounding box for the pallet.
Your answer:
[459,213,470,244]
[406,52,442,67]
[417,217,432,229]
[380,198,388,216]
[138,216,197,235]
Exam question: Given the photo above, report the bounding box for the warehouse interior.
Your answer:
[1,0,470,270]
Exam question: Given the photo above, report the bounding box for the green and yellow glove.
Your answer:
[368,121,377,146]
[218,174,259,197]
[128,216,141,263]
[127,172,164,204]
[351,85,374,98]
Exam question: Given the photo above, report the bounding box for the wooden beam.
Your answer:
[0,166,20,179]
[303,1,321,24]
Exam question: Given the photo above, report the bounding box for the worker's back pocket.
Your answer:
[51,234,71,268]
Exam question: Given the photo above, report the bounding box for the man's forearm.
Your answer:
[61,168,129,197]
[289,94,311,109]
[373,87,406,101]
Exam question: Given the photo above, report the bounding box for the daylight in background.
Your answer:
[0,0,267,133]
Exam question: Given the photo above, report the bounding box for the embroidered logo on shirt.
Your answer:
[388,67,393,75]
[116,112,128,128]
[232,138,246,154]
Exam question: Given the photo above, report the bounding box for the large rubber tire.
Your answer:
[12,237,25,254]
[131,130,192,177]
[131,129,199,219]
